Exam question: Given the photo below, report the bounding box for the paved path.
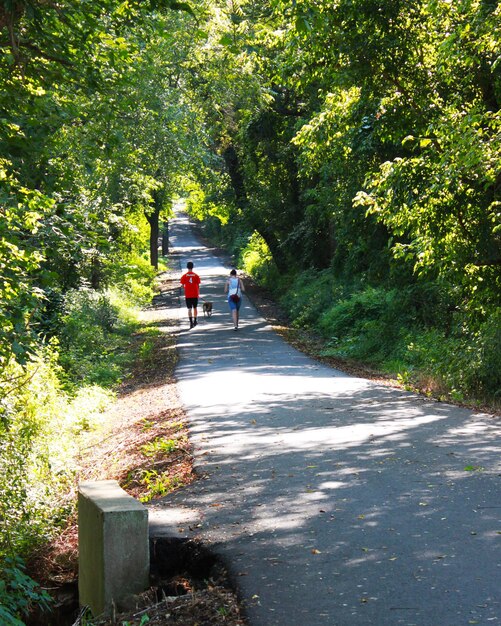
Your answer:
[149,213,501,626]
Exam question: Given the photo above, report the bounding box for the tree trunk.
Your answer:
[150,216,159,269]
[222,145,248,210]
[145,205,160,269]
[260,228,289,273]
[90,253,102,289]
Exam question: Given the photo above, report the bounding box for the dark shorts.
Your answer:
[185,297,198,309]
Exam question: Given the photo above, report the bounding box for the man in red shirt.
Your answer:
[180,261,201,329]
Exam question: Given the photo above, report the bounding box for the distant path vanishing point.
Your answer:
[149,212,501,626]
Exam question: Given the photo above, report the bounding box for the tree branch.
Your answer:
[19,41,74,68]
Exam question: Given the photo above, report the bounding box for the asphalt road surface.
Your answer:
[149,212,501,626]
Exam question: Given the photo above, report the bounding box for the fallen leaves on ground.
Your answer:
[29,267,246,626]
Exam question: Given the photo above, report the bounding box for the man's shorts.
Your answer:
[185,297,198,309]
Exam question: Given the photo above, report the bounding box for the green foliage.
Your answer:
[139,471,184,502]
[0,0,201,374]
[402,311,501,400]
[282,268,500,402]
[357,104,501,300]
[240,232,280,288]
[0,160,49,367]
[141,437,180,457]
[319,286,414,363]
[58,287,136,388]
[0,281,144,580]
[66,385,115,433]
[111,253,157,306]
[138,338,155,362]
[283,269,344,329]
[0,347,71,560]
[326,288,440,371]
[0,1,206,617]
[0,557,52,625]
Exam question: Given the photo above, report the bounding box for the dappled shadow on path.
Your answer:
[149,212,501,626]
[153,344,501,625]
[153,366,501,624]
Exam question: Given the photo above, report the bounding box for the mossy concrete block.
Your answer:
[78,480,149,617]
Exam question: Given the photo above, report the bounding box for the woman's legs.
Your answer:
[229,301,240,329]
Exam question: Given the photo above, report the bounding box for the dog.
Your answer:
[202,301,213,317]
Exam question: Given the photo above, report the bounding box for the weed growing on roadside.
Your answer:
[280,270,500,406]
[139,471,185,501]
[140,437,179,457]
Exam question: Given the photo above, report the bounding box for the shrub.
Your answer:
[282,269,341,328]
[241,232,280,288]
[317,285,500,402]
[62,287,118,333]
[326,288,394,355]
[111,252,156,306]
[58,287,137,387]
[0,347,70,559]
[473,311,501,398]
[417,310,501,400]
[0,557,52,625]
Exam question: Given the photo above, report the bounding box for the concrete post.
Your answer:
[78,480,149,617]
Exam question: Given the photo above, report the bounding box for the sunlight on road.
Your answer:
[152,209,501,626]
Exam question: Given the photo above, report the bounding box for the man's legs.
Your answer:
[186,299,198,328]
[186,299,194,328]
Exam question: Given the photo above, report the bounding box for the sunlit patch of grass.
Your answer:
[141,418,154,430]
[140,437,179,457]
[66,385,114,432]
[139,471,186,502]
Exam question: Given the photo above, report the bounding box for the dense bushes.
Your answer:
[0,347,73,623]
[302,278,501,401]
[240,232,280,290]
[0,278,152,624]
[59,288,133,388]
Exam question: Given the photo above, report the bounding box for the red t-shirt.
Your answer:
[180,271,201,298]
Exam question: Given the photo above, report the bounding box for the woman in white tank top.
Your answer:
[224,269,245,330]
